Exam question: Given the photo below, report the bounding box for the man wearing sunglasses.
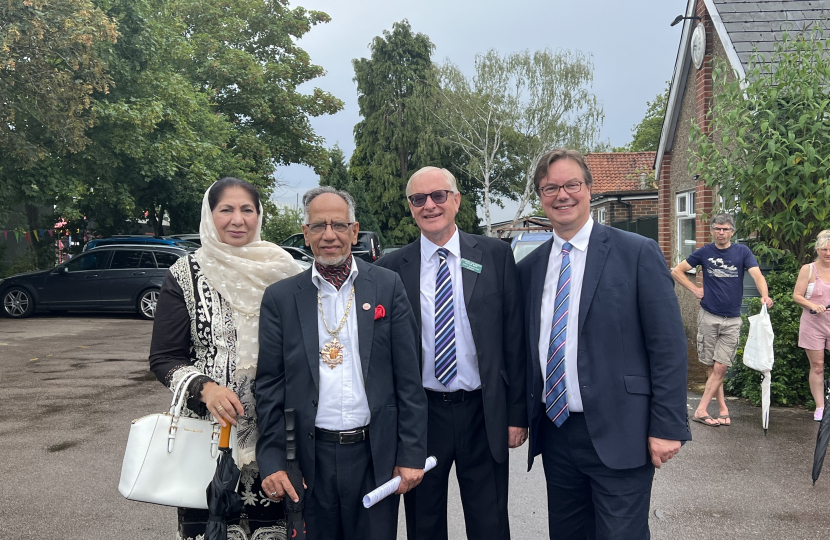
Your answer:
[376,166,526,540]
[517,149,690,539]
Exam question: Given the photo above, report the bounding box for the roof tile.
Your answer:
[583,152,657,194]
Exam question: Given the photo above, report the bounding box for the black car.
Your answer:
[282,231,383,263]
[0,245,188,320]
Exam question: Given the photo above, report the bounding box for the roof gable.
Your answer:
[655,0,830,178]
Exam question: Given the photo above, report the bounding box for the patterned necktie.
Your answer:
[546,242,572,426]
[434,247,457,386]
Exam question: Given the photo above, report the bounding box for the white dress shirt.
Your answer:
[420,228,481,392]
[538,218,594,412]
[312,258,371,430]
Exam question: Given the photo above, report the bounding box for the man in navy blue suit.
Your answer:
[517,148,691,539]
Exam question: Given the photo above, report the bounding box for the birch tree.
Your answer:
[508,49,604,225]
[434,49,604,232]
[434,52,523,235]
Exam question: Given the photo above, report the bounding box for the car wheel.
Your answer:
[2,287,35,318]
[137,288,159,320]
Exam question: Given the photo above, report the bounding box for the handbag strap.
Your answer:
[169,371,203,417]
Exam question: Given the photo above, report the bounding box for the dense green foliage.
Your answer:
[1,0,342,250]
[350,20,444,244]
[690,30,830,264]
[728,265,821,407]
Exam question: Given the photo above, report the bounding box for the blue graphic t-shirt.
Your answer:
[686,243,759,317]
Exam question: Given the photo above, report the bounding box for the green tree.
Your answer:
[319,146,382,236]
[505,49,604,224]
[689,30,830,264]
[261,201,303,245]
[350,20,442,244]
[0,0,117,251]
[617,83,669,152]
[0,0,117,169]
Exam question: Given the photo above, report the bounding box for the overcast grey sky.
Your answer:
[273,0,686,222]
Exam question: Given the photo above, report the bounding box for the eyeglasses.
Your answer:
[408,190,454,208]
[538,181,584,197]
[306,221,354,234]
[713,227,733,233]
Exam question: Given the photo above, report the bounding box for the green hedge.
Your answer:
[727,269,822,407]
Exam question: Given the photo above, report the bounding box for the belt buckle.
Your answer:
[339,428,362,444]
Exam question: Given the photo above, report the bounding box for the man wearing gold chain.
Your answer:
[255,186,428,540]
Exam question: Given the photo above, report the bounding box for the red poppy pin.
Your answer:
[374,304,386,320]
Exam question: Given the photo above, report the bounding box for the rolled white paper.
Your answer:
[362,456,437,508]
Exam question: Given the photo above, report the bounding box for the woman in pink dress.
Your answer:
[793,230,830,421]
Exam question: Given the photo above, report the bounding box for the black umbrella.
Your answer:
[811,378,830,485]
[283,409,306,539]
[205,423,243,540]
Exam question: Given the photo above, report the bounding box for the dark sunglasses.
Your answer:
[408,190,454,208]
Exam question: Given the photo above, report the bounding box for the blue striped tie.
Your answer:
[434,247,457,386]
[546,242,572,426]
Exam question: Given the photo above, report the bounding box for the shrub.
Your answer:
[727,268,821,407]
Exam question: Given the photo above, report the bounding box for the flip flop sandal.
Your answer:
[692,415,720,427]
[717,414,731,426]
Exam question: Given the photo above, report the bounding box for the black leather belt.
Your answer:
[315,426,370,444]
[426,389,482,402]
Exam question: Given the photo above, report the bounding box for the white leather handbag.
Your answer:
[118,371,238,509]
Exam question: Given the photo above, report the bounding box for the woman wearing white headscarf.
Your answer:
[149,177,301,540]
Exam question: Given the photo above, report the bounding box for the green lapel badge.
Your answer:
[460,258,482,274]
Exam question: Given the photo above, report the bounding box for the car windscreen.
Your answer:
[513,241,546,262]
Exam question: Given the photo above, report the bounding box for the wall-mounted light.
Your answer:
[671,14,702,26]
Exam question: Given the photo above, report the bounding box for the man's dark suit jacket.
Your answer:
[376,231,526,463]
[518,223,691,471]
[255,258,428,492]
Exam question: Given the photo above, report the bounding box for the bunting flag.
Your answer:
[14,231,19,242]
[33,230,39,242]
[2,230,6,240]
[25,232,30,244]
[48,230,54,237]
[38,229,45,239]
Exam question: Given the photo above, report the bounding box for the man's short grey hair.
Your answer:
[710,213,736,230]
[302,186,356,223]
[405,167,458,197]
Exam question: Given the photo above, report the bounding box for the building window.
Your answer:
[677,191,695,263]
[596,207,606,225]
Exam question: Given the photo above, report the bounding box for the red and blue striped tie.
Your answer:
[546,242,572,426]
[434,248,457,386]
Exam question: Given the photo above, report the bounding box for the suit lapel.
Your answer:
[354,261,376,383]
[399,241,421,331]
[530,238,554,371]
[578,224,610,337]
[294,272,320,391]
[458,231,481,309]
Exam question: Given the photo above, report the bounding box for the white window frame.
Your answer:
[596,206,606,225]
[676,190,696,266]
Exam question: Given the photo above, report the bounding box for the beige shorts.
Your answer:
[697,309,742,367]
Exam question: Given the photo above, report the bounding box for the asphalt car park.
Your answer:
[2,314,830,539]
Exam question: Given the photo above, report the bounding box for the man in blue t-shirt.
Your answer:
[671,213,772,427]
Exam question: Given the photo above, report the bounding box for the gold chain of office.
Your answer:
[317,286,355,370]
